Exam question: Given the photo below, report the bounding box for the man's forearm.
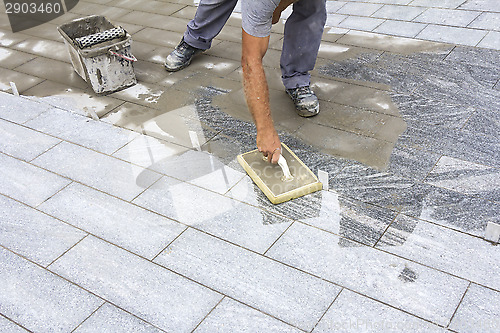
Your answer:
[242,57,272,132]
[241,30,281,163]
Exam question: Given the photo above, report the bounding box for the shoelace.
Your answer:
[292,86,312,99]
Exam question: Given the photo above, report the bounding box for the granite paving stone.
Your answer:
[228,177,397,246]
[37,182,186,260]
[11,38,70,63]
[0,68,44,94]
[468,12,500,30]
[0,93,51,124]
[266,222,469,326]
[416,25,488,46]
[0,152,71,207]
[154,228,342,331]
[133,176,292,254]
[123,148,245,195]
[425,155,499,202]
[74,303,163,333]
[477,31,500,49]
[459,0,500,11]
[372,4,425,21]
[14,57,89,90]
[413,8,481,27]
[338,2,384,16]
[373,20,427,38]
[313,290,446,333]
[22,81,125,118]
[0,47,35,69]
[32,141,161,201]
[50,236,222,333]
[398,122,500,168]
[401,183,500,236]
[194,298,302,333]
[24,108,138,155]
[0,194,86,267]
[390,93,475,128]
[449,284,500,333]
[112,134,189,168]
[0,247,103,333]
[0,316,28,333]
[410,0,467,8]
[377,214,500,290]
[338,16,386,31]
[0,118,60,161]
[462,108,499,140]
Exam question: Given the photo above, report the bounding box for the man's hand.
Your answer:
[242,29,281,164]
[257,126,281,164]
[272,0,300,24]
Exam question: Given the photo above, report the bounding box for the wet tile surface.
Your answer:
[378,214,500,290]
[74,303,163,333]
[38,182,186,260]
[314,290,446,333]
[0,118,60,161]
[22,80,125,118]
[133,176,292,254]
[50,236,222,333]
[154,228,341,331]
[1,1,499,330]
[266,222,469,326]
[0,247,103,332]
[32,141,161,201]
[0,152,71,207]
[449,284,500,333]
[0,194,86,267]
[194,298,302,333]
[0,67,44,93]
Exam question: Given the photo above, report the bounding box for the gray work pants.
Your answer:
[183,0,327,90]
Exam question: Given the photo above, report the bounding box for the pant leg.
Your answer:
[280,0,327,89]
[184,0,239,50]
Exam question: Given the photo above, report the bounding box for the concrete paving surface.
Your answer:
[0,0,499,332]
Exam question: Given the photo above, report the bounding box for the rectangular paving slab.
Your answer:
[266,222,469,326]
[377,214,500,291]
[50,235,222,333]
[74,303,163,333]
[32,141,161,201]
[314,289,446,333]
[194,298,302,333]
[154,228,341,331]
[133,176,292,254]
[0,92,50,124]
[38,182,186,260]
[449,283,500,333]
[0,247,103,332]
[0,315,29,332]
[0,194,86,267]
[0,118,60,161]
[0,152,71,207]
[24,108,139,155]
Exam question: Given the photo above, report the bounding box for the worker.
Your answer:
[165,0,327,163]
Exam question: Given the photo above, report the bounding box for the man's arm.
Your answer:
[241,29,281,164]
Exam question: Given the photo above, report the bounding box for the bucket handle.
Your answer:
[109,50,137,62]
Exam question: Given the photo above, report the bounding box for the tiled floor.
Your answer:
[0,0,499,332]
